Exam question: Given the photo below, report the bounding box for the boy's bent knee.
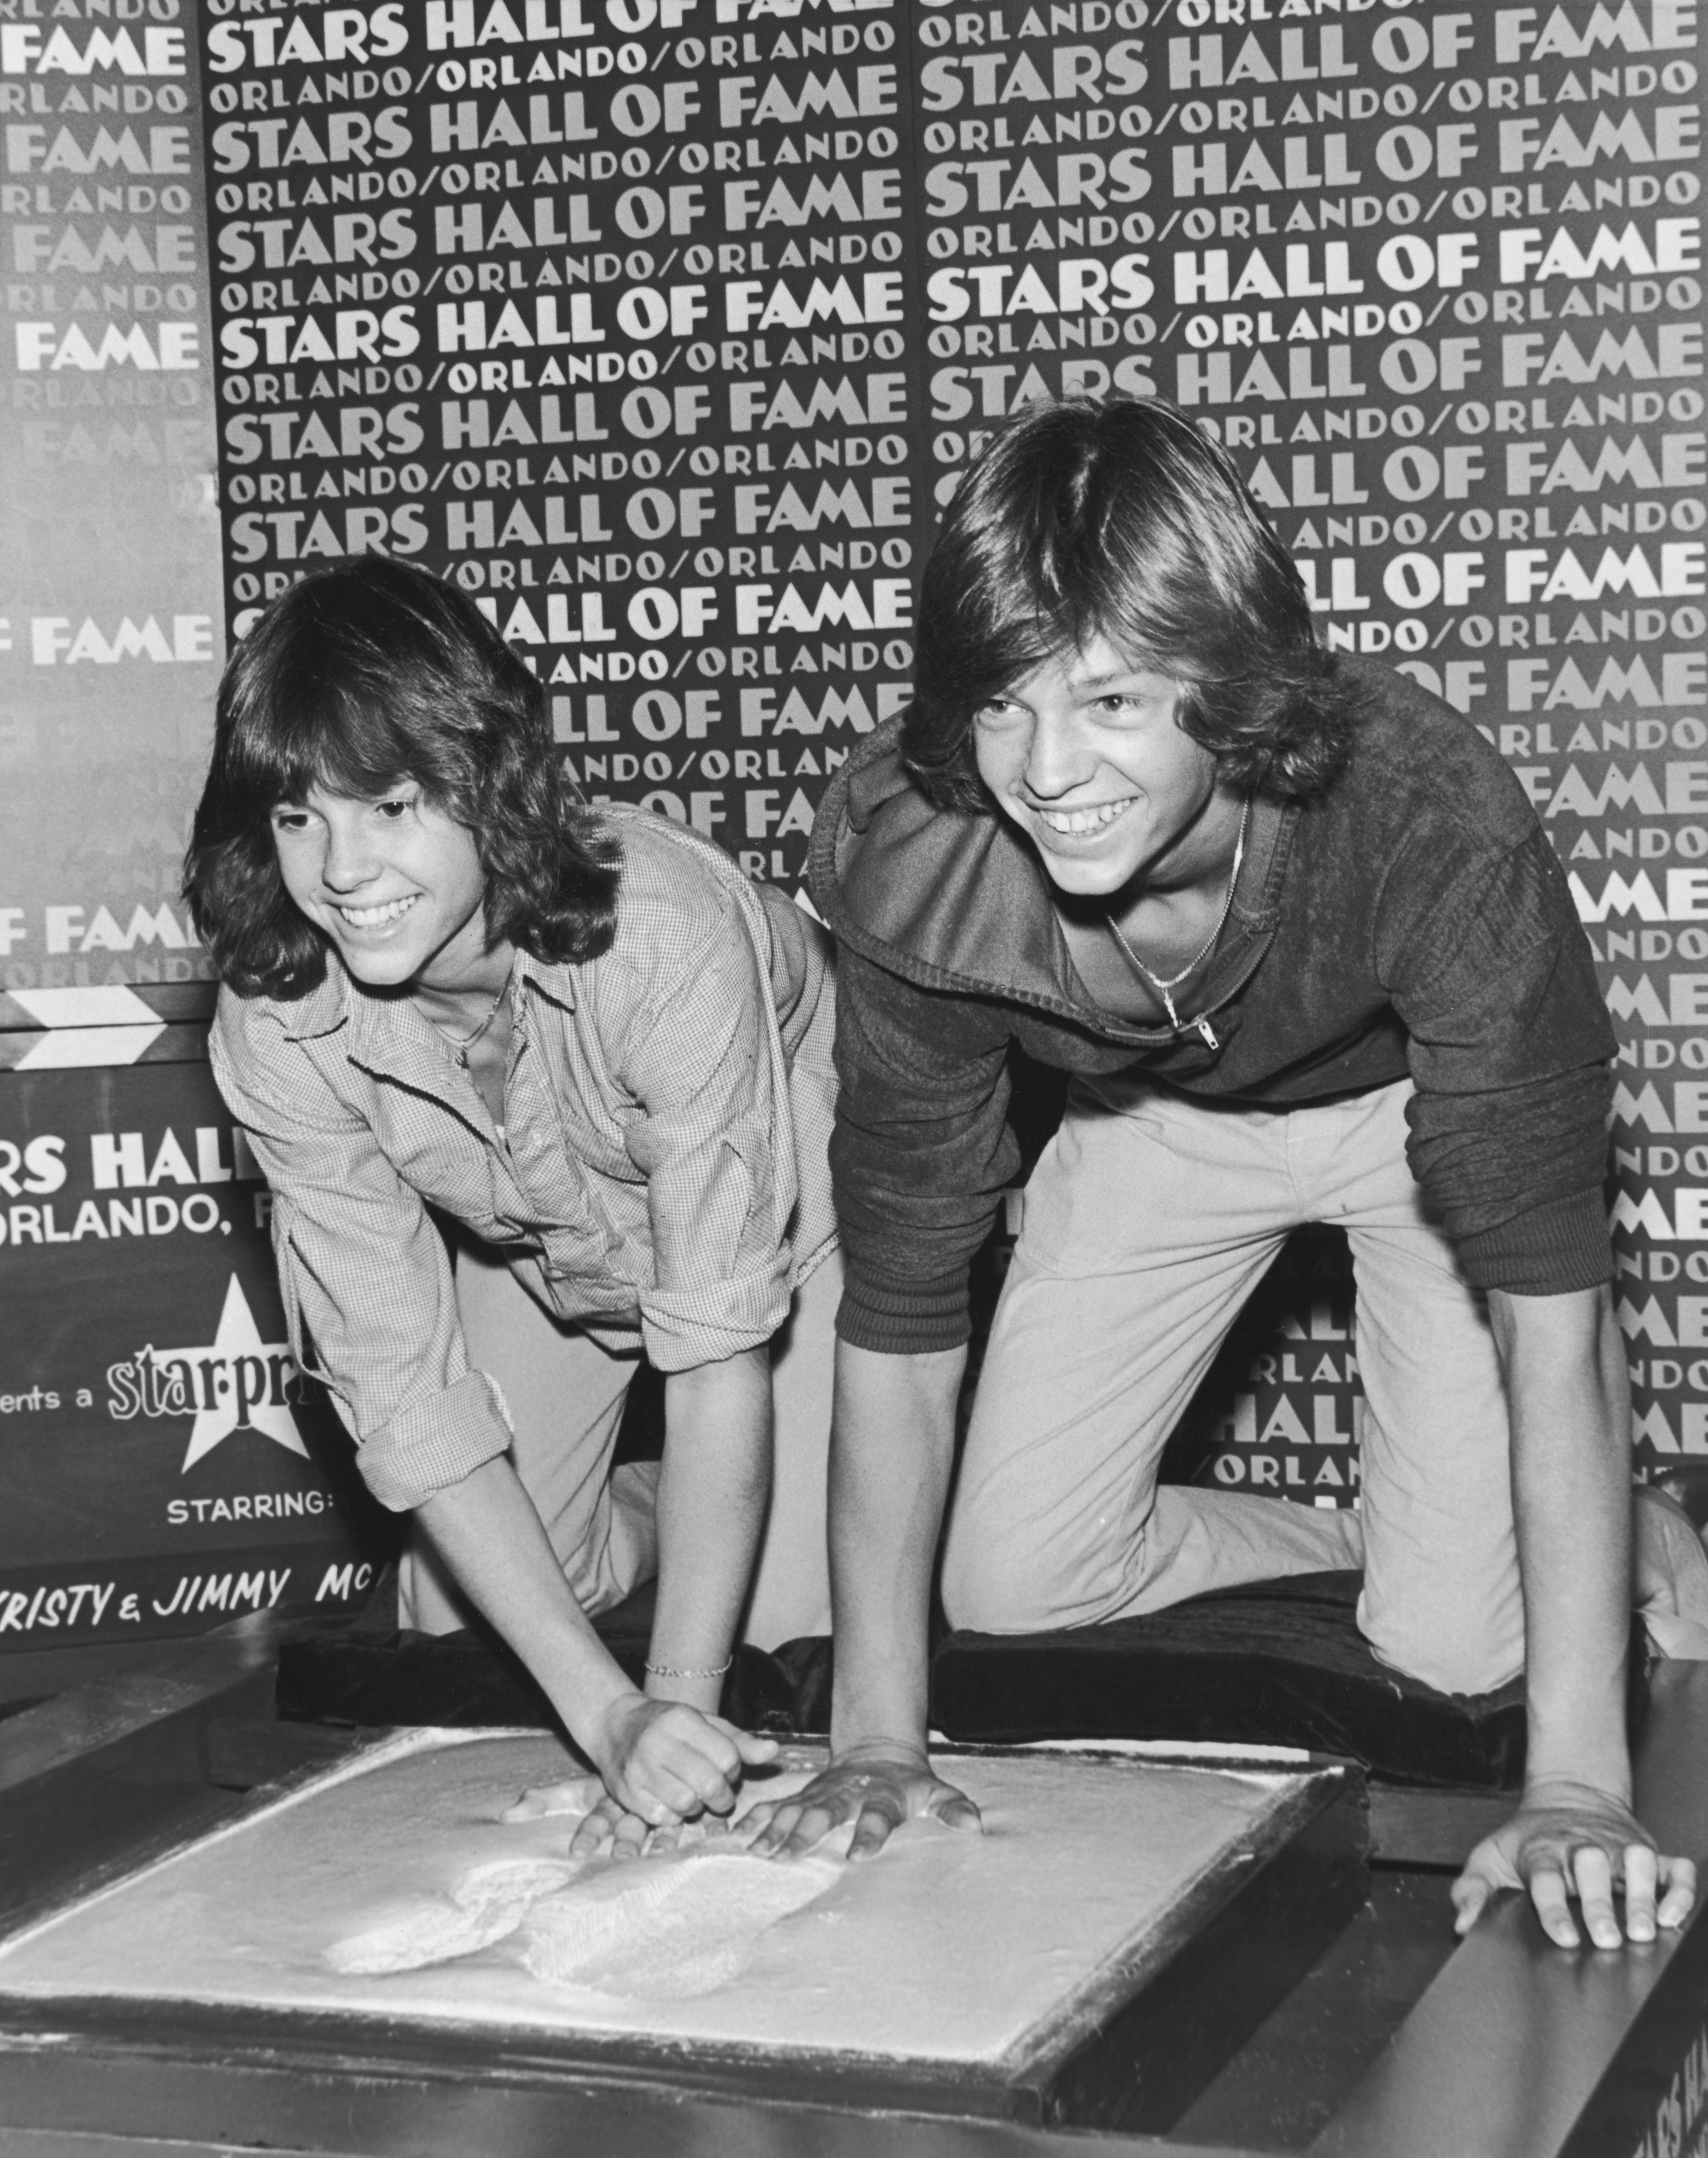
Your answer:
[942,1520,1050,1634]
[941,1542,1018,1634]
[1361,1603,1524,1699]
[941,1520,1112,1635]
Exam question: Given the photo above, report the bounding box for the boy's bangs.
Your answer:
[972,614,1063,702]
[985,562,1174,693]
[1029,534,1240,696]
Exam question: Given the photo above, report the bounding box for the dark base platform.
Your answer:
[275,1573,835,1739]
[275,1570,1648,1794]
[933,1572,1540,1790]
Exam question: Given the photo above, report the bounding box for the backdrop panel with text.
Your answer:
[0,1010,391,1652]
[197,0,937,891]
[5,0,1703,1659]
[0,3,224,993]
[908,0,1708,1496]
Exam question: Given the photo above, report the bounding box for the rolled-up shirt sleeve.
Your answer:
[611,894,800,1371]
[209,1000,514,1511]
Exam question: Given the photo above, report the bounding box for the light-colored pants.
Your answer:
[942,1074,1708,1696]
[400,1244,839,1652]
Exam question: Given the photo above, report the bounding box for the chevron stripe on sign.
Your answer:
[0,983,217,1034]
[2,987,165,1069]
[0,1027,209,1073]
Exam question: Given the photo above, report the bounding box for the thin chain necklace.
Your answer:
[434,980,509,1069]
[1105,797,1251,1049]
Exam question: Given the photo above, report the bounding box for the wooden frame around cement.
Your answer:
[0,1735,1367,2136]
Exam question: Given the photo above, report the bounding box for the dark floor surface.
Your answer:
[1171,1866,1461,2150]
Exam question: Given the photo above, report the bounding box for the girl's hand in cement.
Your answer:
[502,1772,606,1824]
[742,1743,981,1861]
[593,1691,777,1831]
[502,1771,690,1861]
[567,1795,680,1861]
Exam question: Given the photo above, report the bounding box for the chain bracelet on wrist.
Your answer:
[645,1655,733,1681]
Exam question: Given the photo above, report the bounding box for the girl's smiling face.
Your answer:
[972,635,1229,899]
[270,781,490,992]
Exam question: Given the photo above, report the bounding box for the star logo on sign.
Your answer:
[143,1275,310,1472]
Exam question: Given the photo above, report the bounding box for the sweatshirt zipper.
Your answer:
[1100,930,1275,1053]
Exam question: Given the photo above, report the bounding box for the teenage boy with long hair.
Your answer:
[750,398,1707,1949]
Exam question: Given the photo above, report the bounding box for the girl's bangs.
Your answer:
[257,689,421,808]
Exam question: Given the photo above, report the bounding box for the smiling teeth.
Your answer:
[1037,800,1131,835]
[338,896,418,927]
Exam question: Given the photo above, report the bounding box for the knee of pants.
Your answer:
[940,1503,1085,1635]
[1360,1587,1525,1699]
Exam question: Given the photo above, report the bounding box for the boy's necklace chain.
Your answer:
[1103,796,1250,1036]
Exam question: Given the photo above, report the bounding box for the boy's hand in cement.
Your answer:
[742,1743,981,1861]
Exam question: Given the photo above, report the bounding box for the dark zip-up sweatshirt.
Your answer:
[809,660,1616,1355]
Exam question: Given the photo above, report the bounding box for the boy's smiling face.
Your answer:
[971,635,1228,900]
[270,781,490,993]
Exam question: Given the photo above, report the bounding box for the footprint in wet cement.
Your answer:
[325,1856,578,1976]
[517,1850,843,1999]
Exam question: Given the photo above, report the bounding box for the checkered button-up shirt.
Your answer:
[211,808,838,1513]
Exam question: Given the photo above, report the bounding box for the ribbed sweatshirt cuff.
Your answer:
[1456,1187,1612,1296]
[836,1272,972,1354]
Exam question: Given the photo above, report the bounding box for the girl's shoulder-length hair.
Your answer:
[900,395,1368,814]
[184,555,620,999]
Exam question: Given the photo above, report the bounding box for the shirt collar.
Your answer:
[516,949,575,1014]
[1225,794,1293,933]
[279,967,348,1042]
[278,946,575,1047]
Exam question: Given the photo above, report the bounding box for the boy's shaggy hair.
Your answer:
[184,556,619,998]
[903,397,1363,812]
